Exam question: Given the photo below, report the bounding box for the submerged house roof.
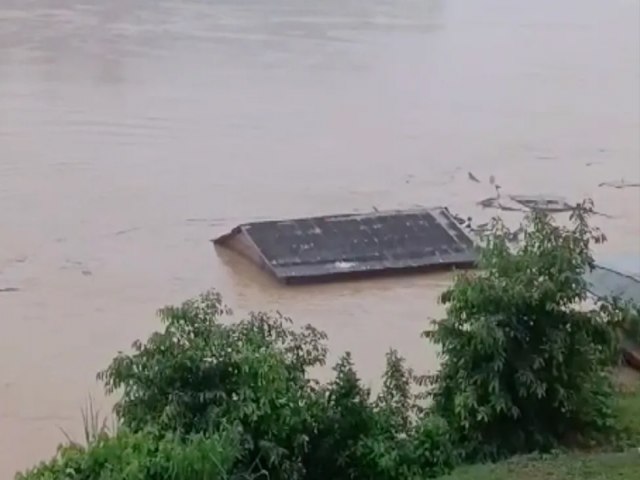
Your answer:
[213,207,478,284]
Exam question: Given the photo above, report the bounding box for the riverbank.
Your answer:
[17,366,640,479]
[441,451,640,480]
[439,367,640,479]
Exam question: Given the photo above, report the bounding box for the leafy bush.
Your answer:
[97,291,327,479]
[16,427,244,480]
[354,410,454,480]
[305,350,455,480]
[354,351,455,480]
[425,202,620,460]
[88,290,456,480]
[304,352,376,479]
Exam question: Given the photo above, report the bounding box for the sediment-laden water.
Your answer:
[1,0,638,475]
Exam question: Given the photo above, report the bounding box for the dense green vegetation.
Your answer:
[425,205,619,460]
[17,203,640,479]
[16,429,244,480]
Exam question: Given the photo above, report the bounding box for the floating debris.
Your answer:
[113,227,140,236]
[464,219,523,243]
[478,194,574,213]
[467,172,480,183]
[509,195,574,213]
[477,196,527,212]
[598,180,640,189]
[0,287,20,293]
[214,207,478,284]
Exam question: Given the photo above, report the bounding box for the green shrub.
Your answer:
[354,413,454,480]
[305,350,455,479]
[85,292,457,480]
[425,201,620,460]
[352,351,455,480]
[97,291,327,479]
[16,427,244,480]
[304,352,377,480]
[19,342,456,480]
[37,289,457,480]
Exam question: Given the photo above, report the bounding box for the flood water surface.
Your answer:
[1,0,639,475]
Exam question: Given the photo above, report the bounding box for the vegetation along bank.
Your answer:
[18,201,640,479]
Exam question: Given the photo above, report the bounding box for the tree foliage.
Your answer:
[97,291,328,479]
[425,201,620,460]
[306,350,455,480]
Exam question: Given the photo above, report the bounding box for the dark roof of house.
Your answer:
[214,207,478,283]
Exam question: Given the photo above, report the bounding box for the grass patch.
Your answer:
[438,451,640,480]
[439,375,640,480]
[615,369,640,444]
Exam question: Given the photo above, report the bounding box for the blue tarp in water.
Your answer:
[585,254,640,305]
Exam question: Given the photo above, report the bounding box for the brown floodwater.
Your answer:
[1,0,639,475]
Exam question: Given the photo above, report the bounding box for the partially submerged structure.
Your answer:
[585,254,640,305]
[214,207,477,284]
[509,195,574,213]
[585,255,640,371]
[477,194,574,213]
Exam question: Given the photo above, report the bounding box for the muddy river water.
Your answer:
[1,0,639,475]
